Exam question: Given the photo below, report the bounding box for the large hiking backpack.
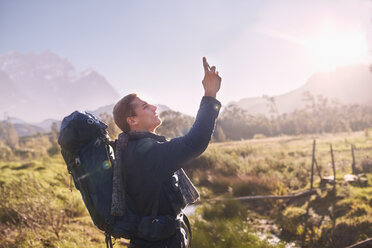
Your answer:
[58,111,139,247]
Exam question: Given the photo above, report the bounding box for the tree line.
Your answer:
[215,92,372,141]
[1,92,372,149]
[144,92,372,141]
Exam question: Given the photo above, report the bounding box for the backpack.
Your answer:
[58,111,139,247]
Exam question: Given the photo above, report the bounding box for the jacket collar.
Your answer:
[128,131,167,142]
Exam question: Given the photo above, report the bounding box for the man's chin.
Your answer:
[152,119,162,133]
[157,118,162,126]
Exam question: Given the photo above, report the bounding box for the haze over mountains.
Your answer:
[233,65,372,115]
[0,50,371,136]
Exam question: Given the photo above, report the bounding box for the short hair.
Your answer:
[113,93,137,133]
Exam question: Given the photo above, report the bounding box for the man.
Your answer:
[113,57,221,247]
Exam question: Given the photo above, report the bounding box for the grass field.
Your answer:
[188,131,372,247]
[0,130,371,247]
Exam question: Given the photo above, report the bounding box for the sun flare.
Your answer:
[307,26,369,71]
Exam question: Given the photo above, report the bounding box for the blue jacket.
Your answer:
[123,96,221,217]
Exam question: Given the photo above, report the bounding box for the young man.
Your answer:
[113,57,221,247]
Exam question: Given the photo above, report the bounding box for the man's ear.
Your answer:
[126,116,137,127]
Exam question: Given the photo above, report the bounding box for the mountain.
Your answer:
[4,103,171,137]
[13,123,45,137]
[0,120,45,137]
[0,51,120,122]
[233,64,372,115]
[34,119,61,132]
[0,70,32,118]
[6,117,27,124]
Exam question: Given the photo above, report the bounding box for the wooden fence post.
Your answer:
[351,144,356,174]
[310,140,316,189]
[330,144,336,191]
[314,159,322,182]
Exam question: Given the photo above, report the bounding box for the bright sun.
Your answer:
[307,26,369,71]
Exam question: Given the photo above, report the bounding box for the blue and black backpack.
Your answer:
[58,111,139,247]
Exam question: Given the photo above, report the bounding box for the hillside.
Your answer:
[233,64,372,115]
[1,130,371,247]
[1,103,172,137]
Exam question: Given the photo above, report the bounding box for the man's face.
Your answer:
[128,97,161,132]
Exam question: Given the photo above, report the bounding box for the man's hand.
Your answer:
[202,57,221,98]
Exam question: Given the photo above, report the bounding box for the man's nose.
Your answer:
[150,104,157,112]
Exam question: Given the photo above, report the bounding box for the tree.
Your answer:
[219,96,372,140]
[4,120,18,149]
[213,124,226,142]
[263,95,279,117]
[156,110,194,139]
[0,123,4,139]
[50,122,59,145]
[47,122,60,156]
[99,113,121,140]
[218,104,259,140]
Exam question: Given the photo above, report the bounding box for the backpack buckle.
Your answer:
[94,138,101,147]
[67,157,80,173]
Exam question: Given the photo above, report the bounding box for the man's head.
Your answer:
[113,93,161,133]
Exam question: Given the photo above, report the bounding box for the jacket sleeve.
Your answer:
[143,96,221,180]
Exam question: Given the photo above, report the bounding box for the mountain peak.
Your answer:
[234,64,372,115]
[81,68,100,77]
[0,50,120,122]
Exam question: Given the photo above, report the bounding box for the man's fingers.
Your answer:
[203,57,209,73]
[210,66,216,73]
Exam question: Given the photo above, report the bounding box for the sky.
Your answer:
[0,0,371,116]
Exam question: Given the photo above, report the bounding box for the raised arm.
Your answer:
[144,57,222,179]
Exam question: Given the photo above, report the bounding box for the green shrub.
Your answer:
[324,222,362,247]
[0,143,13,160]
[365,128,370,137]
[202,200,247,221]
[334,200,353,218]
[361,159,372,173]
[192,216,285,248]
[62,193,87,218]
[47,145,60,157]
[253,134,266,139]
[277,206,306,236]
[210,176,231,193]
[188,147,245,177]
[13,148,35,159]
[232,175,278,196]
[0,177,68,245]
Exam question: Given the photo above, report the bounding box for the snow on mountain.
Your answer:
[0,51,120,122]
